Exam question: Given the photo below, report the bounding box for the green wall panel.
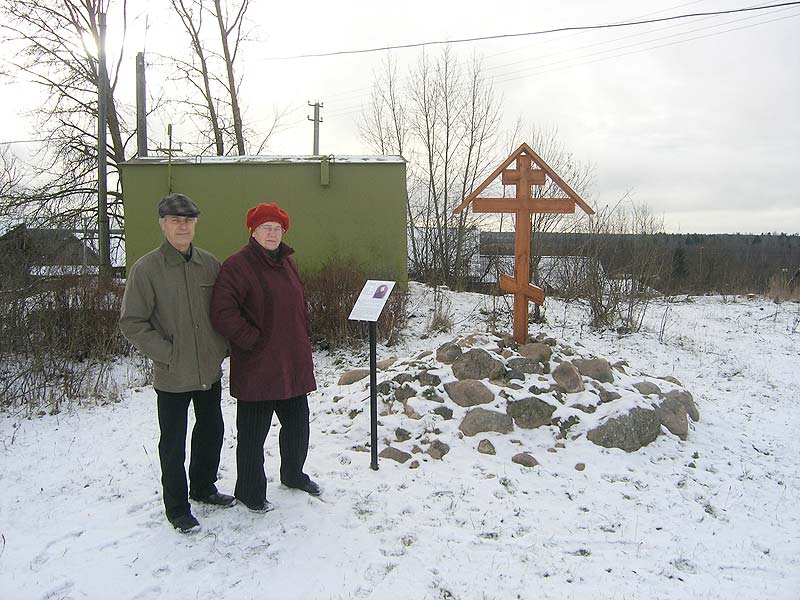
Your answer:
[120,157,408,285]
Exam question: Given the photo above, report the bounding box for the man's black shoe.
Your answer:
[190,491,236,507]
[170,513,200,534]
[239,499,275,513]
[283,479,322,496]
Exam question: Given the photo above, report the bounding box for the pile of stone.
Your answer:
[335,331,699,467]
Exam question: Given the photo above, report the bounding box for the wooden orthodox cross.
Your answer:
[454,143,595,344]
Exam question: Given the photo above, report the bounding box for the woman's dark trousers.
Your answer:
[155,380,224,521]
[234,394,311,506]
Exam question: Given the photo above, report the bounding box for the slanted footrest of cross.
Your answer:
[499,273,544,305]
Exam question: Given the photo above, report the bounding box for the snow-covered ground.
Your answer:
[1,282,799,600]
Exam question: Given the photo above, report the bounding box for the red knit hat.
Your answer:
[246,203,290,234]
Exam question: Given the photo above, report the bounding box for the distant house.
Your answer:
[407,225,480,279]
[0,224,100,288]
[472,231,601,296]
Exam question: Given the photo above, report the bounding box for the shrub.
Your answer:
[428,286,453,333]
[0,275,133,413]
[302,257,408,349]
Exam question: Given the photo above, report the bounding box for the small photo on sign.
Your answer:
[373,284,389,299]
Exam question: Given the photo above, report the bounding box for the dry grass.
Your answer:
[767,271,800,302]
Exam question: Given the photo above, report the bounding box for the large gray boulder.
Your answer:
[379,447,412,463]
[338,369,370,385]
[452,348,506,381]
[633,381,661,396]
[376,357,397,370]
[552,361,585,393]
[427,440,451,460]
[393,372,415,385]
[495,332,516,349]
[507,397,556,429]
[663,389,699,422]
[459,408,514,437]
[436,342,462,364]
[587,407,661,452]
[573,358,615,384]
[417,371,442,387]
[512,452,539,467]
[655,396,689,440]
[477,439,496,455]
[444,379,494,407]
[432,405,453,420]
[394,383,417,401]
[506,357,545,375]
[518,343,552,363]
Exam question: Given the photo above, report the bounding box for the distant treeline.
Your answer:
[481,231,800,294]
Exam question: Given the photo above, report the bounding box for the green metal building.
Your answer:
[120,155,408,284]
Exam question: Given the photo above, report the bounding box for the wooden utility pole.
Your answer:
[308,101,323,155]
[136,52,148,158]
[97,11,111,276]
[454,143,594,344]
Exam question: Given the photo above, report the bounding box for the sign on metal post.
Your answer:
[348,280,396,470]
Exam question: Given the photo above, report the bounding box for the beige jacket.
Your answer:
[119,241,228,393]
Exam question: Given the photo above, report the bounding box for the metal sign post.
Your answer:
[348,280,396,470]
[368,321,378,470]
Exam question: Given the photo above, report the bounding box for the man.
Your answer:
[120,193,233,534]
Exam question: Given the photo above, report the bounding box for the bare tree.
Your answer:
[165,0,282,155]
[211,0,246,155]
[574,199,666,331]
[169,0,226,155]
[0,0,130,238]
[360,54,408,156]
[361,47,503,287]
[0,148,23,207]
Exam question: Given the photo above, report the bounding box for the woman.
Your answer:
[211,202,321,513]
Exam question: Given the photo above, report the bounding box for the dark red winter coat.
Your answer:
[210,237,316,401]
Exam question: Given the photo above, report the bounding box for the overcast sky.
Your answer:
[3,0,799,234]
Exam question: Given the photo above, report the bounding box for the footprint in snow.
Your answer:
[30,530,84,571]
[40,579,75,600]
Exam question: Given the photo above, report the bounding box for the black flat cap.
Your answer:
[158,193,201,218]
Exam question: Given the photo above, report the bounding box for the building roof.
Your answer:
[0,224,100,265]
[123,155,406,166]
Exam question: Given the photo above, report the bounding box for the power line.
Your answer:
[253,1,799,123]
[264,2,800,60]
[0,138,48,146]
[491,5,800,84]
[480,0,712,62]
[268,7,800,131]
[494,10,800,84]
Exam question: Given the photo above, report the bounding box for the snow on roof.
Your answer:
[124,155,405,165]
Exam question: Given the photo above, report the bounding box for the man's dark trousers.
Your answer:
[156,379,224,521]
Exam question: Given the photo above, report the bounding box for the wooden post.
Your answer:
[136,52,148,158]
[97,11,111,277]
